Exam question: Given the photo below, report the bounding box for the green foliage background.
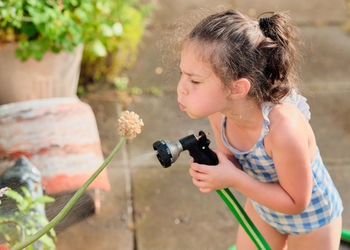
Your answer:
[0,0,152,86]
[80,0,152,85]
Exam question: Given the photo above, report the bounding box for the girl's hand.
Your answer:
[189,151,241,193]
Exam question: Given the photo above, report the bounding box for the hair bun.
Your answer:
[259,16,277,40]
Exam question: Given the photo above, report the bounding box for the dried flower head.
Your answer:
[118,111,144,139]
[0,187,8,197]
[0,187,8,205]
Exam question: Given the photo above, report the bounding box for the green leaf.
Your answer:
[20,187,31,200]
[96,1,111,15]
[5,189,24,204]
[113,77,129,90]
[32,196,55,204]
[130,87,142,95]
[101,24,113,37]
[39,234,56,249]
[91,39,107,57]
[49,227,57,238]
[32,214,49,227]
[33,50,44,61]
[17,199,29,212]
[151,87,163,96]
[112,22,123,36]
[0,217,16,223]
[21,22,37,38]
[75,8,89,22]
[70,0,79,7]
[81,2,94,13]
[25,218,37,229]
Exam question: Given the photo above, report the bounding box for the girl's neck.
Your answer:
[222,98,263,130]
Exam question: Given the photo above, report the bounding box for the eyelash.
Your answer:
[179,71,201,84]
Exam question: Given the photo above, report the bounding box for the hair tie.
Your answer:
[259,17,276,40]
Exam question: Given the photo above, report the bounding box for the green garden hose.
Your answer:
[342,229,350,243]
[217,188,271,250]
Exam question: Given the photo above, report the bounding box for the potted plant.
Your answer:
[0,0,151,104]
[0,187,56,249]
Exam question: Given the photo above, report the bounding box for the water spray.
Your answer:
[153,131,271,250]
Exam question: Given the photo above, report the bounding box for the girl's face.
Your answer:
[177,42,231,119]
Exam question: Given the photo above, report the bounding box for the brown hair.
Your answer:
[186,10,299,104]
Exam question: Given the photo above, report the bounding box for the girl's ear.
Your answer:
[229,78,251,99]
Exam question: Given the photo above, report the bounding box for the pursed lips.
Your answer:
[178,100,186,110]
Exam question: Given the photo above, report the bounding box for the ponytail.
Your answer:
[257,12,298,103]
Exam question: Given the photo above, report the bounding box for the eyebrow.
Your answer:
[184,71,202,77]
[179,66,203,78]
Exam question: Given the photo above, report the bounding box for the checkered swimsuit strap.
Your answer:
[221,101,274,154]
[221,103,272,156]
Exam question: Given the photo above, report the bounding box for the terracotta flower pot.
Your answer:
[0,43,84,105]
[0,97,110,194]
[0,244,10,250]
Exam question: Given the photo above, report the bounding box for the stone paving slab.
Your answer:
[55,168,133,250]
[150,0,232,28]
[306,91,350,162]
[132,165,244,250]
[234,0,349,24]
[299,26,350,91]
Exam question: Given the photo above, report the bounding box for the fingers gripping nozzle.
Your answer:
[153,131,219,168]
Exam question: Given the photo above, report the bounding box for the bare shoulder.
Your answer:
[265,102,311,155]
[269,102,304,131]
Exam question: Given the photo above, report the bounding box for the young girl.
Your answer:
[177,10,343,249]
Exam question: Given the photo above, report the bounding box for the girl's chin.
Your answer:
[185,110,204,119]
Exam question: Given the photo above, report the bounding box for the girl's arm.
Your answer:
[191,108,313,215]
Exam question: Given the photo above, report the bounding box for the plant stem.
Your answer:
[12,137,127,250]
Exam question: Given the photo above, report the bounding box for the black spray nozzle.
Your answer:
[180,131,209,150]
[153,131,218,168]
[152,140,173,168]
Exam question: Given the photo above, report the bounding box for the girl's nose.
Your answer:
[177,78,189,96]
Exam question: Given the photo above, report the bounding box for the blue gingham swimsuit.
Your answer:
[221,91,343,234]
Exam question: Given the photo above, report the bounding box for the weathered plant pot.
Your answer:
[0,43,84,105]
[0,97,110,194]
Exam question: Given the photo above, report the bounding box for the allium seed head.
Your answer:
[118,111,144,139]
